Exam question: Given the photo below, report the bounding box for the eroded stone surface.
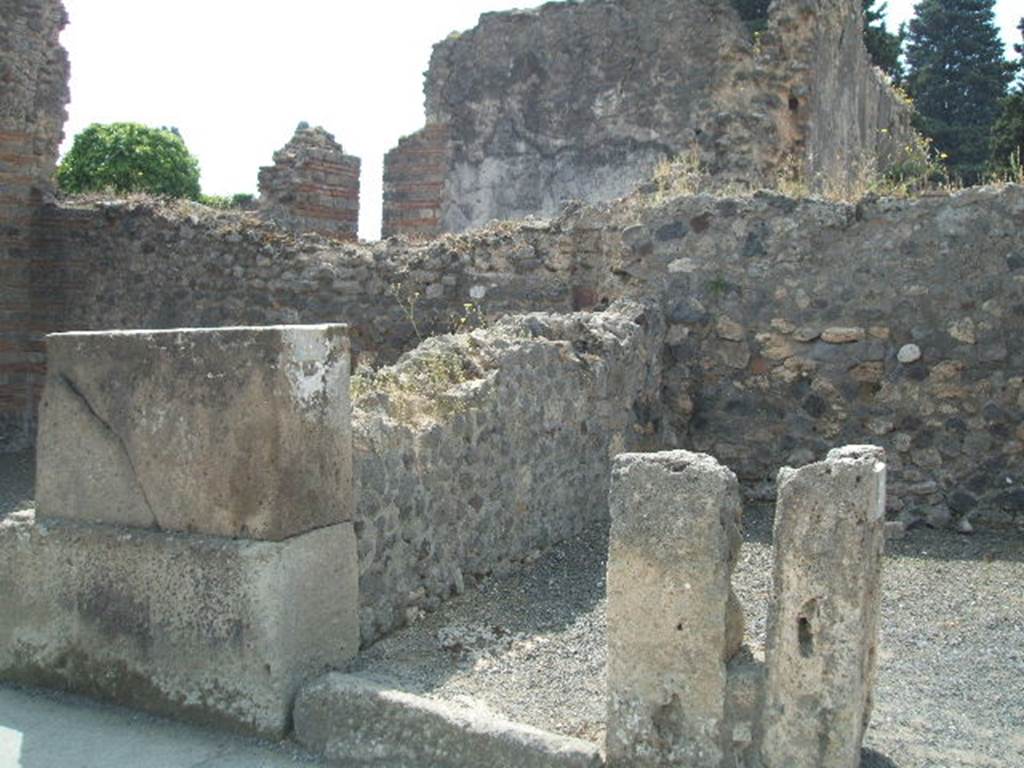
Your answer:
[0,514,359,737]
[384,0,915,236]
[36,324,352,541]
[354,300,664,644]
[0,0,69,448]
[606,450,743,767]
[761,446,887,768]
[295,673,602,768]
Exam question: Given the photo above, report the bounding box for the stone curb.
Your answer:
[294,672,604,768]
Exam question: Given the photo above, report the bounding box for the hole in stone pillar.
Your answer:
[652,694,684,745]
[798,598,817,658]
[788,96,800,111]
[863,645,877,729]
[798,617,813,656]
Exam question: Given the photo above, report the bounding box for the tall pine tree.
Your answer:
[989,18,1024,174]
[905,0,1016,184]
[863,0,905,83]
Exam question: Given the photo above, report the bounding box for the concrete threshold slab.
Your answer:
[0,684,325,768]
[294,672,604,768]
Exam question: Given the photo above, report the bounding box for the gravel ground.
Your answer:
[352,509,1024,768]
[0,450,34,521]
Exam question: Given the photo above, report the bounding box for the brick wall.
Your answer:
[381,124,450,239]
[258,124,361,241]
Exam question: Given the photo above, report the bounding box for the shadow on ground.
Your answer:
[862,748,901,767]
[745,497,1023,563]
[0,450,34,520]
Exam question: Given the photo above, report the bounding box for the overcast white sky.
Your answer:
[59,1,1021,241]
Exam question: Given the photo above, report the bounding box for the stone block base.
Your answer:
[0,513,358,737]
[295,673,602,767]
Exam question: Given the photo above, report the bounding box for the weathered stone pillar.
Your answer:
[606,450,744,768]
[1,324,359,736]
[761,445,887,768]
[258,124,361,241]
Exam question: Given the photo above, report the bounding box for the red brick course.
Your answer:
[382,124,451,239]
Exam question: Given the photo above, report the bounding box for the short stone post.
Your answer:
[761,446,887,768]
[606,450,744,768]
[1,324,359,736]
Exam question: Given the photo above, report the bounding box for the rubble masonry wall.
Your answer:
[0,0,69,447]
[29,184,1024,529]
[352,301,663,643]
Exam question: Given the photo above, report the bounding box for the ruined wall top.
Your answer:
[258,123,361,241]
[423,0,748,146]
[0,0,70,203]
[384,0,915,236]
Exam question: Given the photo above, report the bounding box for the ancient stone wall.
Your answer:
[352,301,663,643]
[258,124,360,240]
[594,186,1024,530]
[766,0,913,187]
[37,198,578,369]
[383,0,915,237]
[0,0,69,448]
[28,183,1024,531]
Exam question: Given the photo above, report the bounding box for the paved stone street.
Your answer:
[0,685,324,768]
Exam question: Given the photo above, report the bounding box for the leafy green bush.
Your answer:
[877,132,951,194]
[58,123,201,200]
[198,192,256,210]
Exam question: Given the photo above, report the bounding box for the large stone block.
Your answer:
[294,673,602,767]
[606,450,743,768]
[761,446,887,768]
[0,513,359,737]
[36,324,351,541]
